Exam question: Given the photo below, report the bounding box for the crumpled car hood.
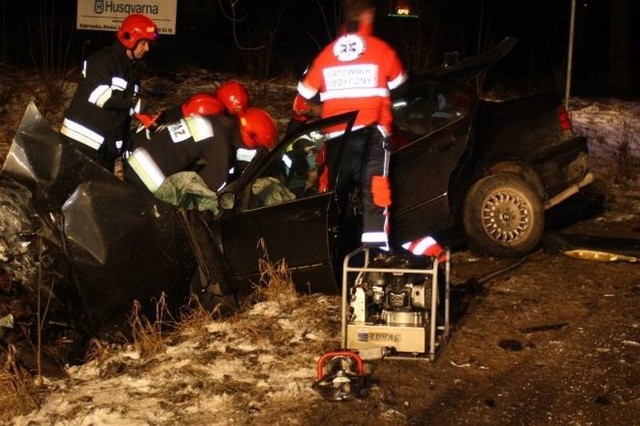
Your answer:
[1,102,196,336]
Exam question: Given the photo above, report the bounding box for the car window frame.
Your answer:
[234,111,359,212]
[392,78,473,144]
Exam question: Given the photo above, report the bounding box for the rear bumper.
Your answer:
[535,135,592,209]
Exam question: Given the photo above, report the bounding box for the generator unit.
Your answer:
[340,247,450,360]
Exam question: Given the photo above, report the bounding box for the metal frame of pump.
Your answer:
[340,247,450,361]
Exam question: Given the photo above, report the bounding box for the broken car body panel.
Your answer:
[2,102,196,336]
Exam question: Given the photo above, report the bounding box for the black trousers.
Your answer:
[335,127,390,247]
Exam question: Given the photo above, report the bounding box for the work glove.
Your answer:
[292,94,312,122]
[371,175,392,208]
[292,93,321,122]
[134,109,164,133]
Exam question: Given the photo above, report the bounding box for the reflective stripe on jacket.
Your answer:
[297,32,406,134]
[62,42,139,152]
[126,114,240,193]
[128,147,166,192]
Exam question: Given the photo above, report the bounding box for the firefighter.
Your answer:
[296,0,407,250]
[124,96,277,194]
[60,13,158,172]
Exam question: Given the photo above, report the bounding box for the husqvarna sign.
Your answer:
[77,0,177,35]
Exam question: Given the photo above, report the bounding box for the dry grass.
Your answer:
[0,345,39,422]
[229,242,299,341]
[246,240,298,306]
[175,296,223,341]
[127,293,173,359]
[84,338,123,366]
[128,292,227,356]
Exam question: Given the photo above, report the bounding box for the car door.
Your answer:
[218,113,358,296]
[389,79,476,245]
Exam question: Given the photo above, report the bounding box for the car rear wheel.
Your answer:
[463,173,544,257]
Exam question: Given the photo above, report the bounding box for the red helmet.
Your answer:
[182,93,225,117]
[237,108,277,149]
[216,81,249,113]
[117,14,158,50]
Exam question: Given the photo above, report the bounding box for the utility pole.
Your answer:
[564,0,576,111]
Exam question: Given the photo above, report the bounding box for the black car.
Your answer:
[0,37,591,347]
[204,37,591,298]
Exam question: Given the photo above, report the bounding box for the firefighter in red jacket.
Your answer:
[296,0,407,249]
[124,94,277,194]
[60,14,158,172]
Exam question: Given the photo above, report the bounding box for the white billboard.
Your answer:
[76,0,177,35]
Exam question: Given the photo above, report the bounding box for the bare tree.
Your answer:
[217,0,286,80]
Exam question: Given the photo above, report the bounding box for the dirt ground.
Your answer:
[303,191,640,425]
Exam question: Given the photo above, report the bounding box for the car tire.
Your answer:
[463,173,544,257]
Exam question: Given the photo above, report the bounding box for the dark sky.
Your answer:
[278,0,637,96]
[435,0,637,97]
[1,0,637,97]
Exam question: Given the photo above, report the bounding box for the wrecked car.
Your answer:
[204,37,591,300]
[0,103,197,362]
[0,37,591,362]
